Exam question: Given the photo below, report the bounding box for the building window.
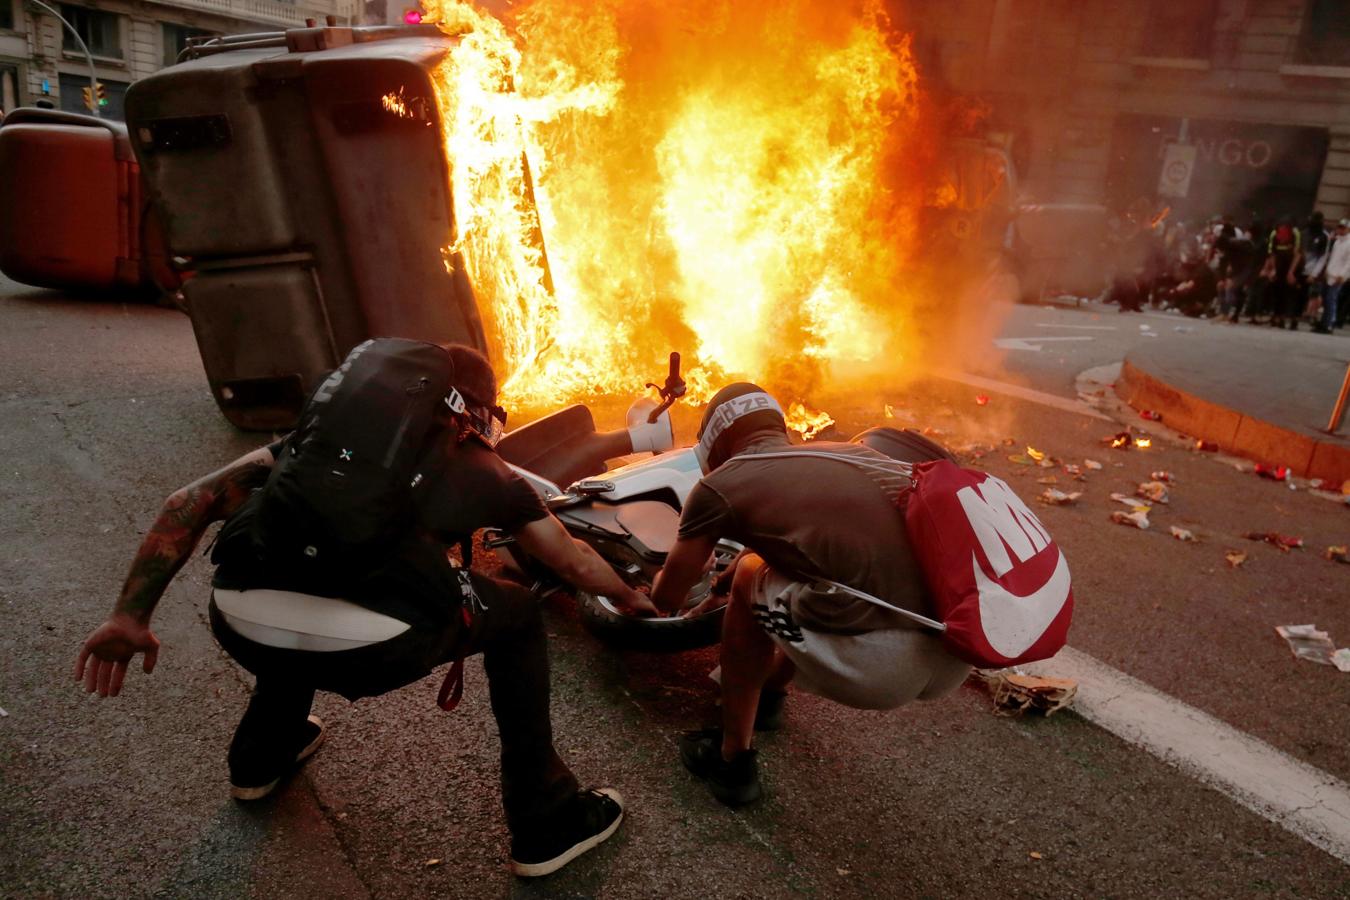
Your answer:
[1,64,20,114]
[1139,0,1217,60]
[60,5,122,60]
[1298,0,1350,67]
[0,0,15,32]
[162,23,215,67]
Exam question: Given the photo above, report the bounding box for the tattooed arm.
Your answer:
[75,445,277,697]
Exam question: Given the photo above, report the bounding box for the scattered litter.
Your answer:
[1225,550,1248,568]
[1139,409,1163,421]
[836,868,852,877]
[1026,446,1046,462]
[1334,649,1350,673]
[1136,481,1170,504]
[1274,624,1338,666]
[1133,436,1152,449]
[1062,464,1082,477]
[1173,325,1194,333]
[424,858,443,868]
[1037,475,1059,485]
[1169,526,1196,542]
[1111,509,1150,529]
[1150,470,1175,483]
[1029,851,1045,860]
[0,706,7,717]
[1243,532,1304,552]
[1195,440,1219,452]
[1310,479,1323,489]
[1140,324,1152,331]
[1324,546,1350,565]
[1039,488,1082,506]
[1110,492,1151,511]
[1084,459,1103,470]
[975,394,989,406]
[976,670,1078,716]
[1254,463,1290,481]
[1008,454,1034,466]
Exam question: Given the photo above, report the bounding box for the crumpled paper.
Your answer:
[1111,509,1150,530]
[1274,624,1338,666]
[975,671,1078,717]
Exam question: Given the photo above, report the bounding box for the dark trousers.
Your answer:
[208,571,578,835]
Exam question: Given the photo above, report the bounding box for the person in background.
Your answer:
[1317,218,1350,334]
[1216,224,1258,322]
[1264,216,1302,329]
[1298,211,1330,331]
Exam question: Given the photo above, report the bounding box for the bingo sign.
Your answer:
[1107,114,1329,220]
[1157,143,1197,199]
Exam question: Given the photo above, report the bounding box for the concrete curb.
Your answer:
[1116,358,1350,484]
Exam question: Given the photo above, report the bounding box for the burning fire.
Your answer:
[420,0,930,431]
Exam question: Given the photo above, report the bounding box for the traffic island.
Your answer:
[1115,333,1350,485]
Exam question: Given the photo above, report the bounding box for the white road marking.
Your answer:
[995,336,1096,351]
[1026,647,1350,864]
[936,369,1113,421]
[1035,323,1118,331]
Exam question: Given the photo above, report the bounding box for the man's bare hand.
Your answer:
[613,586,661,618]
[681,590,730,619]
[75,614,160,698]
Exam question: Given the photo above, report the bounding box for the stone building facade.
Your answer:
[0,0,358,119]
[897,0,1350,222]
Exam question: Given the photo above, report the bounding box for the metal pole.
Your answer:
[27,0,101,118]
[1327,362,1350,435]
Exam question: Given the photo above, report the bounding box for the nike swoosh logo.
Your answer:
[973,549,1071,659]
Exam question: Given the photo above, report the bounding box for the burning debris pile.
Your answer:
[419,0,940,429]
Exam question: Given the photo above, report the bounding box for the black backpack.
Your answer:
[248,338,456,577]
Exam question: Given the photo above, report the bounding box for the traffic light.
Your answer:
[96,82,107,107]
[81,85,92,110]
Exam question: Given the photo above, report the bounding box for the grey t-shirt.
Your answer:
[677,438,931,633]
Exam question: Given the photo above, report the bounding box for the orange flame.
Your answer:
[421,0,929,428]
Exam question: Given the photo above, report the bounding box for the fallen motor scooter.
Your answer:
[488,353,956,652]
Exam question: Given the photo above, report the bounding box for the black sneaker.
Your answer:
[755,690,787,732]
[510,788,624,878]
[230,715,325,801]
[679,728,761,806]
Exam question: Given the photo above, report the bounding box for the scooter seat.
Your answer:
[213,587,411,652]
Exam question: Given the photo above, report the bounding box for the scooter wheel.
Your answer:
[576,591,723,652]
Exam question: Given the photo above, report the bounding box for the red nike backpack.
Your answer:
[903,460,1073,668]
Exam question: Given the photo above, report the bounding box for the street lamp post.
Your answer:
[26,0,101,118]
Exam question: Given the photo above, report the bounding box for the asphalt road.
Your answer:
[2,279,1348,898]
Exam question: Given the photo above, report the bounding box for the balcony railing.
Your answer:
[152,0,350,29]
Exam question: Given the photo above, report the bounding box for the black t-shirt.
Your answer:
[413,434,549,542]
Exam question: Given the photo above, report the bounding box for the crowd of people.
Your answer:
[1103,209,1350,334]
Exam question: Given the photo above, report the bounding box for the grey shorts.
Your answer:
[752,565,971,710]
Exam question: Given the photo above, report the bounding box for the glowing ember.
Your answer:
[382,89,419,119]
[884,404,896,419]
[419,0,929,430]
[1134,437,1152,449]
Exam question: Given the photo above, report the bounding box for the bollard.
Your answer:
[1327,362,1350,434]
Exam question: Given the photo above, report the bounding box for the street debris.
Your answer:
[424,858,443,868]
[1037,475,1058,485]
[0,706,7,718]
[1243,532,1304,552]
[1029,851,1045,860]
[1195,440,1219,452]
[1084,459,1103,470]
[1139,409,1163,421]
[975,394,989,406]
[1169,526,1196,542]
[1110,492,1151,510]
[1225,550,1248,568]
[1039,488,1082,506]
[1334,649,1350,673]
[1274,624,1339,666]
[1136,481,1170,504]
[1324,545,1350,565]
[975,670,1078,717]
[1062,464,1083,478]
[1026,446,1046,462]
[1008,454,1034,466]
[1150,470,1174,483]
[1111,509,1150,529]
[1133,436,1152,449]
[1106,431,1132,449]
[1254,463,1290,481]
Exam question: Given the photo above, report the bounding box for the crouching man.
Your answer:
[650,383,970,805]
[75,340,656,876]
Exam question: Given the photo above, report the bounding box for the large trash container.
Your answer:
[126,24,486,431]
[0,108,163,293]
